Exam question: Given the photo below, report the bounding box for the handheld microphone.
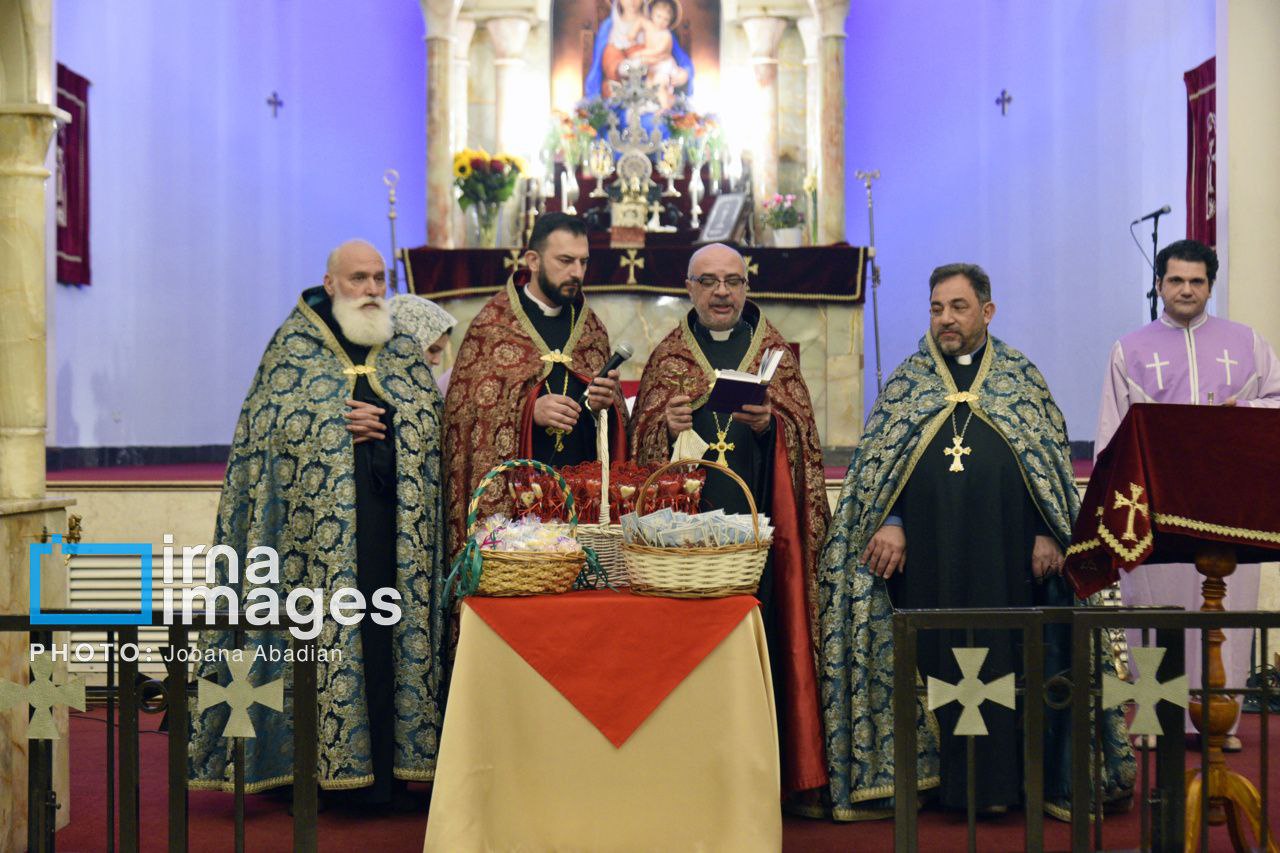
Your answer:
[580,343,634,405]
[1131,205,1171,225]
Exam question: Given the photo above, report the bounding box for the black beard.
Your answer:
[539,268,581,307]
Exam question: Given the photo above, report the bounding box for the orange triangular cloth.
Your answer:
[467,590,759,747]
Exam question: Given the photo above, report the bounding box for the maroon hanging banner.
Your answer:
[56,63,91,285]
[1183,57,1215,249]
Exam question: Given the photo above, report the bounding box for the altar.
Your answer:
[412,0,862,449]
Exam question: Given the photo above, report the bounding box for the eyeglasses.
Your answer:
[688,275,748,291]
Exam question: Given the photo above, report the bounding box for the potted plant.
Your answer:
[761,193,804,248]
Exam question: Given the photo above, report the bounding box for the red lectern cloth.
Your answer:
[1065,403,1280,597]
[466,590,759,747]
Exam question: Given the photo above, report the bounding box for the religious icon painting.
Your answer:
[550,0,721,113]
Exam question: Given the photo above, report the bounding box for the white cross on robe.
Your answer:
[1217,348,1238,385]
[1145,352,1169,390]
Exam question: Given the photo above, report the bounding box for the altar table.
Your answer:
[422,590,782,852]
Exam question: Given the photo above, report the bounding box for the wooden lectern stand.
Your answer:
[1065,404,1280,852]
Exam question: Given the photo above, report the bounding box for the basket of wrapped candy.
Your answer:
[449,459,594,597]
[621,459,773,599]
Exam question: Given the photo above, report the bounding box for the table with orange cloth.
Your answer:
[422,590,782,852]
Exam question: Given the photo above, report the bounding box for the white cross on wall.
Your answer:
[1217,348,1237,385]
[1145,352,1169,390]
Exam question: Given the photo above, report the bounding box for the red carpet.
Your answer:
[54,706,1276,851]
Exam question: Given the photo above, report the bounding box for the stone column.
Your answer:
[1,3,75,840]
[421,0,462,247]
[797,16,821,179]
[0,106,61,499]
[484,17,533,156]
[815,0,849,244]
[1218,0,1280,650]
[1219,0,1280,348]
[451,18,477,152]
[739,16,788,218]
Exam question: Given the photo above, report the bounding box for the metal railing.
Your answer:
[1,611,318,853]
[891,606,1278,853]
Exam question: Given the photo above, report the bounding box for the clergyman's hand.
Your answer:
[732,399,773,434]
[665,394,694,438]
[1220,396,1238,407]
[534,393,581,433]
[345,399,388,445]
[1031,534,1064,579]
[861,524,906,579]
[585,369,622,413]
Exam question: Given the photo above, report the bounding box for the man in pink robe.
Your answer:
[1096,239,1280,749]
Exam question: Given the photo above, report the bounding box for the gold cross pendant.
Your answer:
[547,427,566,453]
[943,435,971,472]
[709,431,736,466]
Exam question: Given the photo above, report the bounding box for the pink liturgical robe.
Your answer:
[1096,312,1280,733]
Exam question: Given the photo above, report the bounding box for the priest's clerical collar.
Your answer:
[692,316,749,343]
[948,337,987,366]
[522,284,563,317]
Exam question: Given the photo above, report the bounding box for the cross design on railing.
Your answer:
[926,647,1015,736]
[197,656,284,739]
[1112,482,1149,542]
[1102,646,1188,735]
[0,651,86,740]
[742,256,760,277]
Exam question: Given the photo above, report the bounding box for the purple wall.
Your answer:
[843,0,1215,441]
[52,0,426,447]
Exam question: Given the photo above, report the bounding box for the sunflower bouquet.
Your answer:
[452,149,526,247]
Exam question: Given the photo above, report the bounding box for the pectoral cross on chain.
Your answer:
[1145,352,1168,390]
[1112,482,1149,542]
[943,435,971,472]
[1217,348,1237,385]
[708,434,736,466]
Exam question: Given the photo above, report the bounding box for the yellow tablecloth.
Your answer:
[423,602,782,852]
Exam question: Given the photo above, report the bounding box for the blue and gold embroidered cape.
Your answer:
[816,334,1135,819]
[188,295,448,792]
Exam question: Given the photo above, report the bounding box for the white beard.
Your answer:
[332,294,393,346]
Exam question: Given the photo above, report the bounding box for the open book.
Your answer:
[704,347,785,412]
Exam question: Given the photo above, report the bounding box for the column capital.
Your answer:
[419,0,464,41]
[796,15,820,62]
[739,16,789,61]
[452,18,477,60]
[484,16,533,62]
[814,0,849,38]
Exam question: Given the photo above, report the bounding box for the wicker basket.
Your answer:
[459,459,586,597]
[578,410,628,585]
[623,459,770,599]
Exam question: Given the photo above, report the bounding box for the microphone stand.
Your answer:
[384,169,401,293]
[855,169,885,395]
[1145,209,1166,321]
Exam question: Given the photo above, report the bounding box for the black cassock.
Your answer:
[314,298,401,805]
[687,319,778,634]
[886,342,1072,811]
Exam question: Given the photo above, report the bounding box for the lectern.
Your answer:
[1066,403,1279,852]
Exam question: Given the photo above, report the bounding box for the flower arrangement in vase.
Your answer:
[453,149,526,248]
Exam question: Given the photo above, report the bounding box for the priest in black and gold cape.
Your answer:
[189,240,448,805]
[815,264,1134,820]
